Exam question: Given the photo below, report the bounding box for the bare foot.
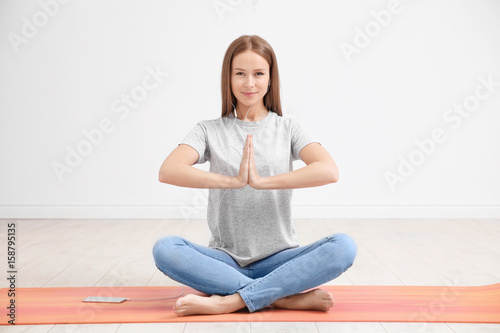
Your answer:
[173,293,246,316]
[272,289,334,311]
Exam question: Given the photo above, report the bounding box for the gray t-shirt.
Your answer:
[179,111,319,267]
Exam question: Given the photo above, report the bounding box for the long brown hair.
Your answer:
[221,35,282,117]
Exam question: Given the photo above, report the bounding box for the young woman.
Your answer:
[153,35,357,316]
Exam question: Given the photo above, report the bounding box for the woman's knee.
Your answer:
[328,233,357,268]
[152,235,186,263]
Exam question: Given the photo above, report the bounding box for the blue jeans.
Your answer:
[152,233,357,312]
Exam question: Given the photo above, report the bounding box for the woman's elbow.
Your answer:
[331,172,339,183]
[328,165,339,184]
[158,167,171,184]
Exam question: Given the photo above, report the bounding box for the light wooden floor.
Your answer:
[1,218,500,333]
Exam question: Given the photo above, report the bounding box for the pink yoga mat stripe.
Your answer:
[1,284,499,325]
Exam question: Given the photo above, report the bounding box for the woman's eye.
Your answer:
[255,72,264,76]
[236,72,244,76]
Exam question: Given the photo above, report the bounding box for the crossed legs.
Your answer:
[152,234,357,316]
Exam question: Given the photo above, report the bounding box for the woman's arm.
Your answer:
[249,138,339,190]
[159,138,251,189]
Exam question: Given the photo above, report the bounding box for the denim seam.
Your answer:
[247,236,331,271]
[182,241,242,270]
[238,259,295,311]
[237,289,255,312]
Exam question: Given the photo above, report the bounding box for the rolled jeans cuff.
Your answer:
[237,289,256,313]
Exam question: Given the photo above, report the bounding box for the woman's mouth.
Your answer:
[242,92,257,97]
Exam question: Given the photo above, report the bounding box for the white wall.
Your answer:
[1,0,499,219]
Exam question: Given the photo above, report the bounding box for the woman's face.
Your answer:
[231,50,270,109]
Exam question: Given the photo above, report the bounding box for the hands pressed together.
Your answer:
[234,134,266,189]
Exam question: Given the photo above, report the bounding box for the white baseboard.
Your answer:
[0,204,499,219]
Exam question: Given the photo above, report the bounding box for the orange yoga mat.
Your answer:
[1,284,499,325]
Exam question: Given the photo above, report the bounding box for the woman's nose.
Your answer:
[245,76,255,88]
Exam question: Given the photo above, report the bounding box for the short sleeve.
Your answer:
[290,118,320,161]
[179,122,209,164]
